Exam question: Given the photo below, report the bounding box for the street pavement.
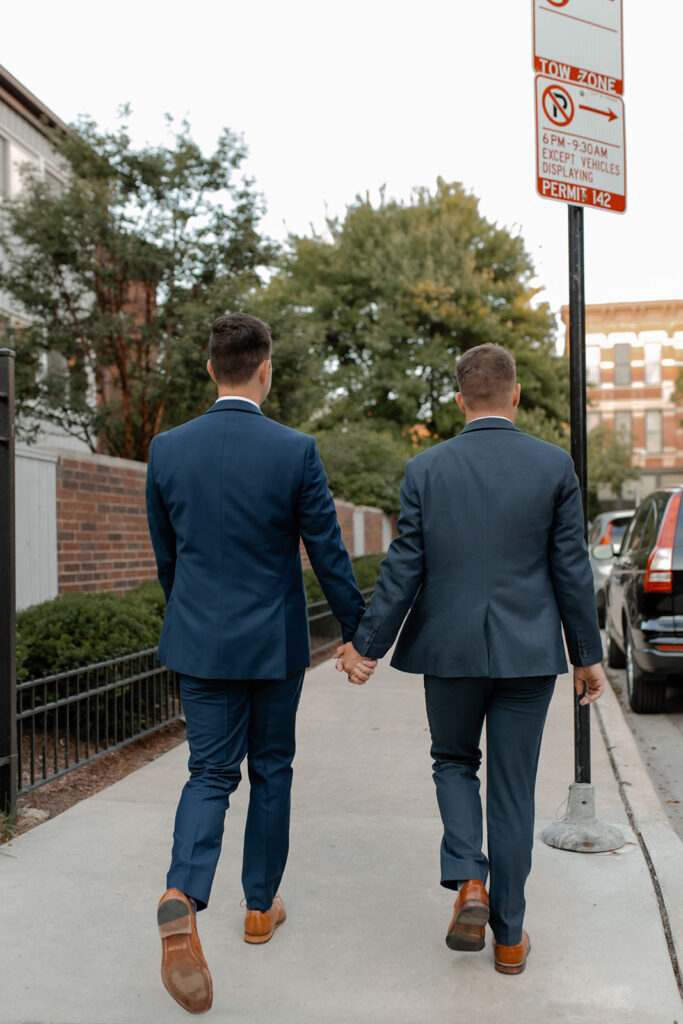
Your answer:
[1,655,682,1024]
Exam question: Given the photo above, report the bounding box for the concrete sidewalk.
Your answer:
[1,657,681,1024]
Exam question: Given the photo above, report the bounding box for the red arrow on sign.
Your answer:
[579,104,618,122]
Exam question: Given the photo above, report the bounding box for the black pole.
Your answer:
[0,349,17,813]
[567,206,591,786]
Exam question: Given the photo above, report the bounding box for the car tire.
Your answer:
[607,633,626,669]
[626,632,665,714]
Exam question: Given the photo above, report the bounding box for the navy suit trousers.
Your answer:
[167,671,304,912]
[424,674,556,946]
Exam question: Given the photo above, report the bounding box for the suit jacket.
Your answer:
[352,417,603,678]
[146,399,366,680]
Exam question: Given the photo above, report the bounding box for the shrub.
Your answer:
[16,553,387,682]
[16,591,164,682]
[130,578,167,619]
[302,552,385,605]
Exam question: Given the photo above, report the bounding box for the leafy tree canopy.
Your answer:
[270,179,568,442]
[0,114,275,458]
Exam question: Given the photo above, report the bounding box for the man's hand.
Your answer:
[573,662,606,705]
[334,642,378,685]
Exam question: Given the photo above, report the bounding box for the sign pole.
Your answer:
[541,215,624,853]
[567,204,592,786]
[0,349,17,815]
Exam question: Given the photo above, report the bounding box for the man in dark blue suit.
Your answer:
[337,343,606,976]
[147,313,371,1014]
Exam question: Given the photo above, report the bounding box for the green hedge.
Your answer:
[16,553,386,682]
[16,587,165,683]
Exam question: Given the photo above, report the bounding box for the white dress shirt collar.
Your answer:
[215,395,261,410]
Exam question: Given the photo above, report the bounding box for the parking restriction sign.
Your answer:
[533,0,623,95]
[535,74,626,213]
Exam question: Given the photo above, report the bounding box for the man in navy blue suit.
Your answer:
[337,343,606,976]
[147,313,372,1014]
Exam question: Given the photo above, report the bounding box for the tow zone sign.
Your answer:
[535,75,626,213]
[533,0,623,96]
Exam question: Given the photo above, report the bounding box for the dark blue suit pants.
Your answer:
[424,674,555,945]
[167,671,304,912]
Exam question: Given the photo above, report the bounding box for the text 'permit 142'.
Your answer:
[535,75,626,213]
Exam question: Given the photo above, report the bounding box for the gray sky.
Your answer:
[4,0,680,335]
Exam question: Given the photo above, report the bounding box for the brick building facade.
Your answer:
[562,299,683,502]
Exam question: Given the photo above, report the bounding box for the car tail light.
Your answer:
[644,493,682,593]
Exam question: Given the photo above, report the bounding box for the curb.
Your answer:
[596,677,683,999]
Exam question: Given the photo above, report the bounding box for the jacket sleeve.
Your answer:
[145,436,177,603]
[548,456,603,666]
[297,438,366,641]
[352,462,425,660]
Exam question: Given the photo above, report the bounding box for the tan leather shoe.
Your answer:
[244,893,287,944]
[493,930,531,974]
[445,879,489,951]
[157,889,213,1014]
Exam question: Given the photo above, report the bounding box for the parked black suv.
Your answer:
[604,487,683,713]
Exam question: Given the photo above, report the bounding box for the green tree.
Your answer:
[0,115,276,459]
[315,423,414,514]
[586,425,636,516]
[270,179,568,442]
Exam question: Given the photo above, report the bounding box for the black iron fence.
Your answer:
[14,588,375,796]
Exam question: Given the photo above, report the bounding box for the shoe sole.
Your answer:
[244,911,286,945]
[446,900,489,951]
[158,897,213,1014]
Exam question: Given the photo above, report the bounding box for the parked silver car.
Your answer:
[588,509,634,627]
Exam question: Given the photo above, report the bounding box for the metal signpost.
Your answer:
[532,1,626,853]
[0,349,17,815]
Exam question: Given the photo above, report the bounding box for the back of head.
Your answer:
[456,344,516,411]
[209,313,272,385]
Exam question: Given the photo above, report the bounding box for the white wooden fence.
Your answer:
[15,446,58,611]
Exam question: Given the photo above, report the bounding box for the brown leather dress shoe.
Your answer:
[158,889,213,1014]
[493,930,531,975]
[244,893,287,944]
[445,879,489,951]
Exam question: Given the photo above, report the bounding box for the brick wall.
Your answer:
[57,452,156,594]
[54,451,391,594]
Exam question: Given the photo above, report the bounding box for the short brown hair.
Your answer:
[456,344,516,409]
[209,313,272,384]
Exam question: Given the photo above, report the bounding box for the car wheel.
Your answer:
[596,592,606,629]
[626,632,665,714]
[607,633,625,669]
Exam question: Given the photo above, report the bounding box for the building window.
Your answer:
[8,139,38,196]
[645,410,662,452]
[614,411,632,445]
[644,342,662,384]
[614,343,631,385]
[587,412,602,432]
[586,346,601,386]
[45,169,63,194]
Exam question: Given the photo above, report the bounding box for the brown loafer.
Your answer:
[446,879,489,951]
[493,930,531,975]
[244,893,286,944]
[158,889,213,1014]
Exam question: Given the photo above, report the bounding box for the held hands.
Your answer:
[573,662,607,705]
[334,642,378,685]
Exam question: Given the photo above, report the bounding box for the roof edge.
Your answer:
[0,63,70,138]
